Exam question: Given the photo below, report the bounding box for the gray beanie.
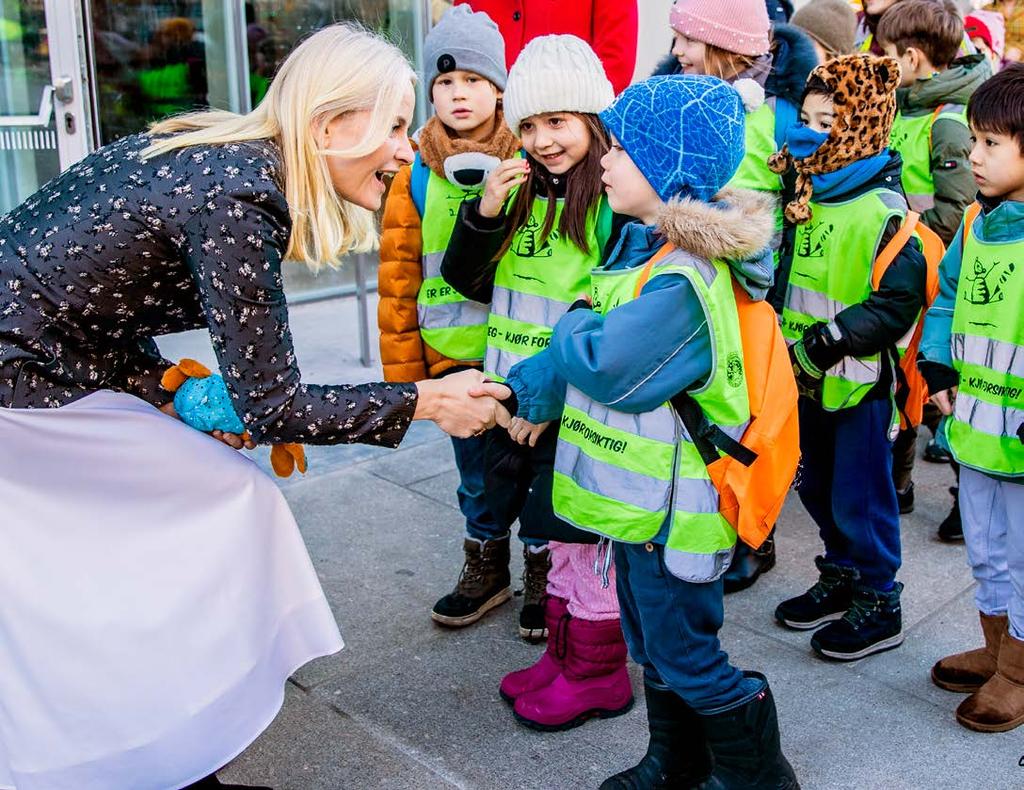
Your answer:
[791,0,858,57]
[424,5,507,94]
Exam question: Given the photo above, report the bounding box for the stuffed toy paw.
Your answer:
[161,359,308,478]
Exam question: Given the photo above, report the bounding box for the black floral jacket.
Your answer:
[0,134,416,446]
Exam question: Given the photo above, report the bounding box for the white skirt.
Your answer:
[0,391,344,790]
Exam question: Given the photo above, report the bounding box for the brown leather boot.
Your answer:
[431,536,512,627]
[956,629,1024,732]
[931,612,1008,692]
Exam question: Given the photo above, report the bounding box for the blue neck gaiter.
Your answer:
[785,124,892,202]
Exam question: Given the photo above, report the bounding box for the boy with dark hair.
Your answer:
[877,0,989,244]
[921,63,1024,733]
[770,54,928,661]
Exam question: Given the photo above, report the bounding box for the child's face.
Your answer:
[864,0,898,15]
[431,71,501,141]
[799,93,835,135]
[600,138,662,223]
[968,124,1024,202]
[519,113,591,175]
[671,31,707,75]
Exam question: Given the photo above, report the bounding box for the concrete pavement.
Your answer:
[158,295,1023,790]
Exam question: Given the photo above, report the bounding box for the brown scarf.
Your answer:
[768,54,901,224]
[417,110,520,178]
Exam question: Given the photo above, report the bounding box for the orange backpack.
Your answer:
[870,210,950,429]
[634,251,800,551]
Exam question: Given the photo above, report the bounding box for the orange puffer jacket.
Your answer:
[377,166,476,382]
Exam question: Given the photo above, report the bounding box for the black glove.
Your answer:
[789,339,823,399]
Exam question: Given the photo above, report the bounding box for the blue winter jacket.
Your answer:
[505,190,777,424]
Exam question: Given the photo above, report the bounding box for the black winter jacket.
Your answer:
[773,153,928,402]
[0,134,416,446]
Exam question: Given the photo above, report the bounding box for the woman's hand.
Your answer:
[479,158,530,219]
[509,417,551,448]
[414,370,513,438]
[158,401,256,450]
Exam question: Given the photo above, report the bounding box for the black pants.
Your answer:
[483,424,598,544]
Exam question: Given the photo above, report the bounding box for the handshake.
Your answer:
[414,369,550,445]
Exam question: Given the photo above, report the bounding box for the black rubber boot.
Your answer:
[182,774,272,789]
[938,486,963,542]
[695,673,799,790]
[600,682,713,789]
[723,531,777,594]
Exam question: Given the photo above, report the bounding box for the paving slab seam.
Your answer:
[285,679,470,788]
[724,620,957,711]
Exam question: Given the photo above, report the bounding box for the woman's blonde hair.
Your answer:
[141,23,416,269]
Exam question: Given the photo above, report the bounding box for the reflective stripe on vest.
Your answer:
[551,249,750,582]
[781,188,907,410]
[945,217,1024,476]
[483,195,609,381]
[416,164,489,361]
[889,105,968,213]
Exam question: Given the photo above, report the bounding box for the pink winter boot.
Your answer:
[512,615,633,730]
[500,596,570,703]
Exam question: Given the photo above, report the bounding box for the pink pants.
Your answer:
[545,540,620,621]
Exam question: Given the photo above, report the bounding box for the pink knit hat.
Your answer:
[669,0,771,57]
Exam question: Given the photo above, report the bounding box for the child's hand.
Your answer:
[479,159,530,219]
[508,417,551,447]
[930,386,957,416]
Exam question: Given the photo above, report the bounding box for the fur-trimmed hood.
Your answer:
[655,187,777,299]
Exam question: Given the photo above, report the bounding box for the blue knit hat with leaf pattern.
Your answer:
[599,75,747,203]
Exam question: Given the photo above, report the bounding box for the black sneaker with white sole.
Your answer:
[774,556,857,630]
[811,582,905,661]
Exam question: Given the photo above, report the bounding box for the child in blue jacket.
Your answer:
[490,76,798,790]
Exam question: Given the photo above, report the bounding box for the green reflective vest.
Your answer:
[731,101,783,194]
[945,219,1024,477]
[889,105,968,212]
[551,248,750,582]
[416,165,490,362]
[484,195,611,381]
[781,188,908,411]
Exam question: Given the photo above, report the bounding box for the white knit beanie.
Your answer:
[503,35,615,136]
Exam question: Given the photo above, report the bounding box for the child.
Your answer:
[660,0,818,593]
[878,0,989,244]
[791,0,860,62]
[921,63,1024,733]
[965,9,1007,73]
[856,0,975,57]
[377,6,521,629]
[771,54,928,660]
[497,74,798,788]
[442,34,633,727]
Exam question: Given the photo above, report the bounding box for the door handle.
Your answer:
[0,86,55,127]
[53,77,74,105]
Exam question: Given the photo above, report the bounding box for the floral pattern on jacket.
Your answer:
[0,133,416,447]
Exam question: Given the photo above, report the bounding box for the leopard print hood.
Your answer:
[768,54,901,224]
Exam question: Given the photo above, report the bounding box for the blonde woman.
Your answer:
[0,23,507,790]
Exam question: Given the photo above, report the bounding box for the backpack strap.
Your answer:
[871,211,920,290]
[671,391,759,468]
[962,201,982,245]
[632,244,678,299]
[409,152,429,218]
[634,244,761,467]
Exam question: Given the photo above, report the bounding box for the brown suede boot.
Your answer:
[956,630,1024,732]
[931,612,1008,692]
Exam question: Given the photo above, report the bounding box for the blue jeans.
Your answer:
[797,396,901,590]
[450,434,504,542]
[614,541,750,713]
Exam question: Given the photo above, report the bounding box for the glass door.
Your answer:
[0,0,91,215]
